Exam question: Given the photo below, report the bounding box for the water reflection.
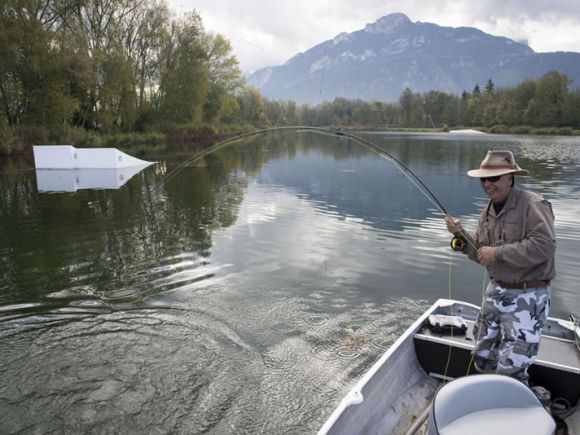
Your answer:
[1,132,580,433]
[36,164,153,192]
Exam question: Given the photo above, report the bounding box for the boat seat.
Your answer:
[427,374,556,435]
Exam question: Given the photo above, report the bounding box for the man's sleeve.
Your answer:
[495,200,556,268]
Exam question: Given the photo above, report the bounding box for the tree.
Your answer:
[236,86,265,125]
[157,11,209,125]
[203,33,244,123]
[566,90,580,128]
[399,88,424,126]
[331,98,354,125]
[424,91,458,127]
[64,0,142,129]
[465,93,483,126]
[99,47,137,131]
[485,79,495,94]
[0,0,82,131]
[457,91,470,125]
[511,80,536,125]
[297,104,316,126]
[0,1,26,127]
[495,91,517,126]
[123,0,170,111]
[533,70,570,126]
[482,101,497,127]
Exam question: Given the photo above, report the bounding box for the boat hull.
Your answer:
[319,299,580,435]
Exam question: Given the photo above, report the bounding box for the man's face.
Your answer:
[480,174,512,203]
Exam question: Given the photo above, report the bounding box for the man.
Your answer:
[445,150,556,384]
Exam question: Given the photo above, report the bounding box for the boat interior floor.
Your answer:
[415,319,580,374]
[403,319,580,435]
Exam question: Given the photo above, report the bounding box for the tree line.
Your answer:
[0,0,246,149]
[2,1,580,154]
[259,72,580,133]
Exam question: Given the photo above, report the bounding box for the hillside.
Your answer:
[247,13,580,104]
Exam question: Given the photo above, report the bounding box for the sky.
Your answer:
[166,0,580,74]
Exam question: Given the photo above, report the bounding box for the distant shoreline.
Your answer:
[344,125,580,136]
[2,124,579,159]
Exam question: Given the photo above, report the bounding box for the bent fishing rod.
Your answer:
[157,126,475,249]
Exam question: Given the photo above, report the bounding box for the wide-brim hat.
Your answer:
[467,150,529,178]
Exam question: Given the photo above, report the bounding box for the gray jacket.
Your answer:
[462,187,556,283]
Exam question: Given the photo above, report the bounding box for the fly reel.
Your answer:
[450,235,466,251]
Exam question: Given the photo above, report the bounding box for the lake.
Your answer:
[1,131,579,433]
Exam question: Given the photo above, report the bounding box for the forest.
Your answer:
[2,0,580,155]
[294,73,580,134]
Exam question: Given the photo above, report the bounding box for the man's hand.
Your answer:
[477,246,497,266]
[445,216,462,235]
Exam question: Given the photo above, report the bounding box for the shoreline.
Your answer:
[2,124,579,158]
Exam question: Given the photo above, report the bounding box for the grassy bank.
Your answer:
[481,125,580,135]
[0,123,258,157]
[0,126,168,156]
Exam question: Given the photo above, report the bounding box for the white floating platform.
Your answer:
[36,166,151,192]
[448,129,487,135]
[33,145,154,169]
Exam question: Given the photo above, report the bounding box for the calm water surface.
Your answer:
[1,132,579,433]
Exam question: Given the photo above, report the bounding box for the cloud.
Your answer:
[167,0,580,73]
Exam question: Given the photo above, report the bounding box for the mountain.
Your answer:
[247,13,580,104]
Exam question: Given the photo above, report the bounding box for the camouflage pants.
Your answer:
[472,281,550,383]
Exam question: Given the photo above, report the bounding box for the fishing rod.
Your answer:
[157,126,476,249]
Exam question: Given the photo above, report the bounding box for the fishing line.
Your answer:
[157,126,451,219]
[442,247,455,384]
[466,270,490,376]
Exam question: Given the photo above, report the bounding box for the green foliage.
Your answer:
[485,79,495,94]
[1,0,579,155]
[203,33,243,123]
[157,11,209,125]
[533,71,570,127]
[255,71,580,135]
[235,86,265,125]
[1,0,246,152]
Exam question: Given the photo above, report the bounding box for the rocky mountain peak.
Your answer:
[364,13,411,34]
[247,13,580,104]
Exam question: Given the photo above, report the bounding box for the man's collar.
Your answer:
[504,187,518,210]
[488,187,517,217]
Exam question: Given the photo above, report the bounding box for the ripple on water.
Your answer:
[262,336,313,371]
[259,356,331,433]
[0,274,432,434]
[311,329,371,362]
[0,308,265,433]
